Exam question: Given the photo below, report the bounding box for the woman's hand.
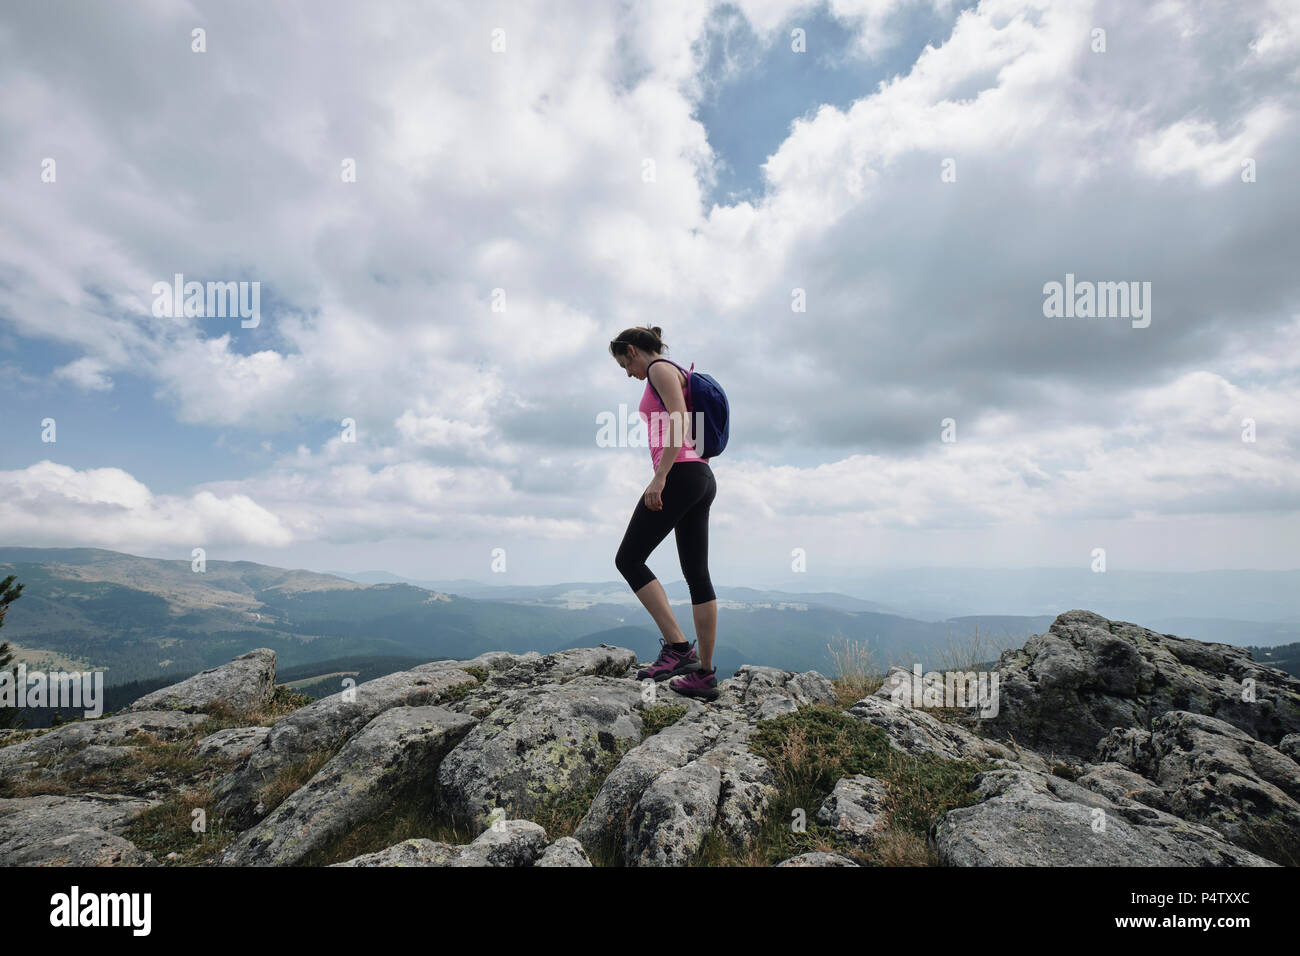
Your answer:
[644,475,666,511]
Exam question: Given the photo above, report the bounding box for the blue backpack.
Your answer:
[646,358,730,459]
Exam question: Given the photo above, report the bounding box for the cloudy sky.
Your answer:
[1,0,1297,588]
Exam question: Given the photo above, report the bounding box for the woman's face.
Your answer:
[617,349,648,380]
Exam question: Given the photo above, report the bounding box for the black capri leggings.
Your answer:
[615,462,717,605]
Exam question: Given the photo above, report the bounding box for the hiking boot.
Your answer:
[669,666,719,701]
[637,638,701,681]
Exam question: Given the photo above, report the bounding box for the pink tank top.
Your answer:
[639,358,710,471]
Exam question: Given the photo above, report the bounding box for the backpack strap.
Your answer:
[645,358,692,407]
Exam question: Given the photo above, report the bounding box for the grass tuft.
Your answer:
[826,637,885,709]
[739,703,991,866]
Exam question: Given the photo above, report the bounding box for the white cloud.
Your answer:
[0,461,293,550]
[8,357,1298,558]
[1136,103,1288,185]
[53,356,113,392]
[1,0,1297,573]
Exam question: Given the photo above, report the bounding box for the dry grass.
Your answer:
[827,636,886,708]
[870,829,937,866]
[121,742,339,866]
[123,785,241,866]
[889,623,1015,731]
[933,623,1012,674]
[253,747,337,817]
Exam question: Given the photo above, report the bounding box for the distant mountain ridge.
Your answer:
[327,564,1300,637]
[2,548,1293,706]
[326,570,902,615]
[775,566,1300,624]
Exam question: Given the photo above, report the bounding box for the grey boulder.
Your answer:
[222,705,476,865]
[847,693,1048,771]
[817,774,890,847]
[930,767,1276,866]
[715,665,838,719]
[624,759,723,866]
[535,836,593,867]
[776,852,860,867]
[983,610,1300,759]
[212,665,478,826]
[0,711,210,775]
[333,819,549,867]
[575,665,823,865]
[573,707,733,858]
[127,649,277,714]
[0,793,158,866]
[196,726,271,761]
[437,676,645,831]
[1093,710,1300,865]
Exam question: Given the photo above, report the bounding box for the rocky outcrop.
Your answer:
[212,647,639,829]
[436,647,638,718]
[930,767,1275,866]
[573,705,728,854]
[331,836,459,866]
[0,710,210,775]
[222,706,477,866]
[776,852,860,866]
[817,775,889,847]
[624,759,722,866]
[127,649,277,714]
[196,726,270,761]
[332,820,573,867]
[715,665,837,720]
[34,744,139,780]
[4,612,1298,869]
[470,646,635,689]
[1281,734,1300,762]
[849,611,1300,866]
[536,836,593,867]
[983,610,1300,759]
[695,736,780,851]
[616,728,778,866]
[0,794,160,866]
[573,666,828,864]
[212,664,480,826]
[1075,761,1167,807]
[848,693,1049,771]
[437,675,645,830]
[1090,710,1300,865]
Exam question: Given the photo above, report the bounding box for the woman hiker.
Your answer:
[610,326,719,701]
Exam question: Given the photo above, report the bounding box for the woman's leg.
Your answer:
[615,467,709,645]
[674,466,717,669]
[690,600,717,672]
[632,578,688,645]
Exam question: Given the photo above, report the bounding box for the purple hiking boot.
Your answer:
[669,666,719,701]
[637,638,701,681]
